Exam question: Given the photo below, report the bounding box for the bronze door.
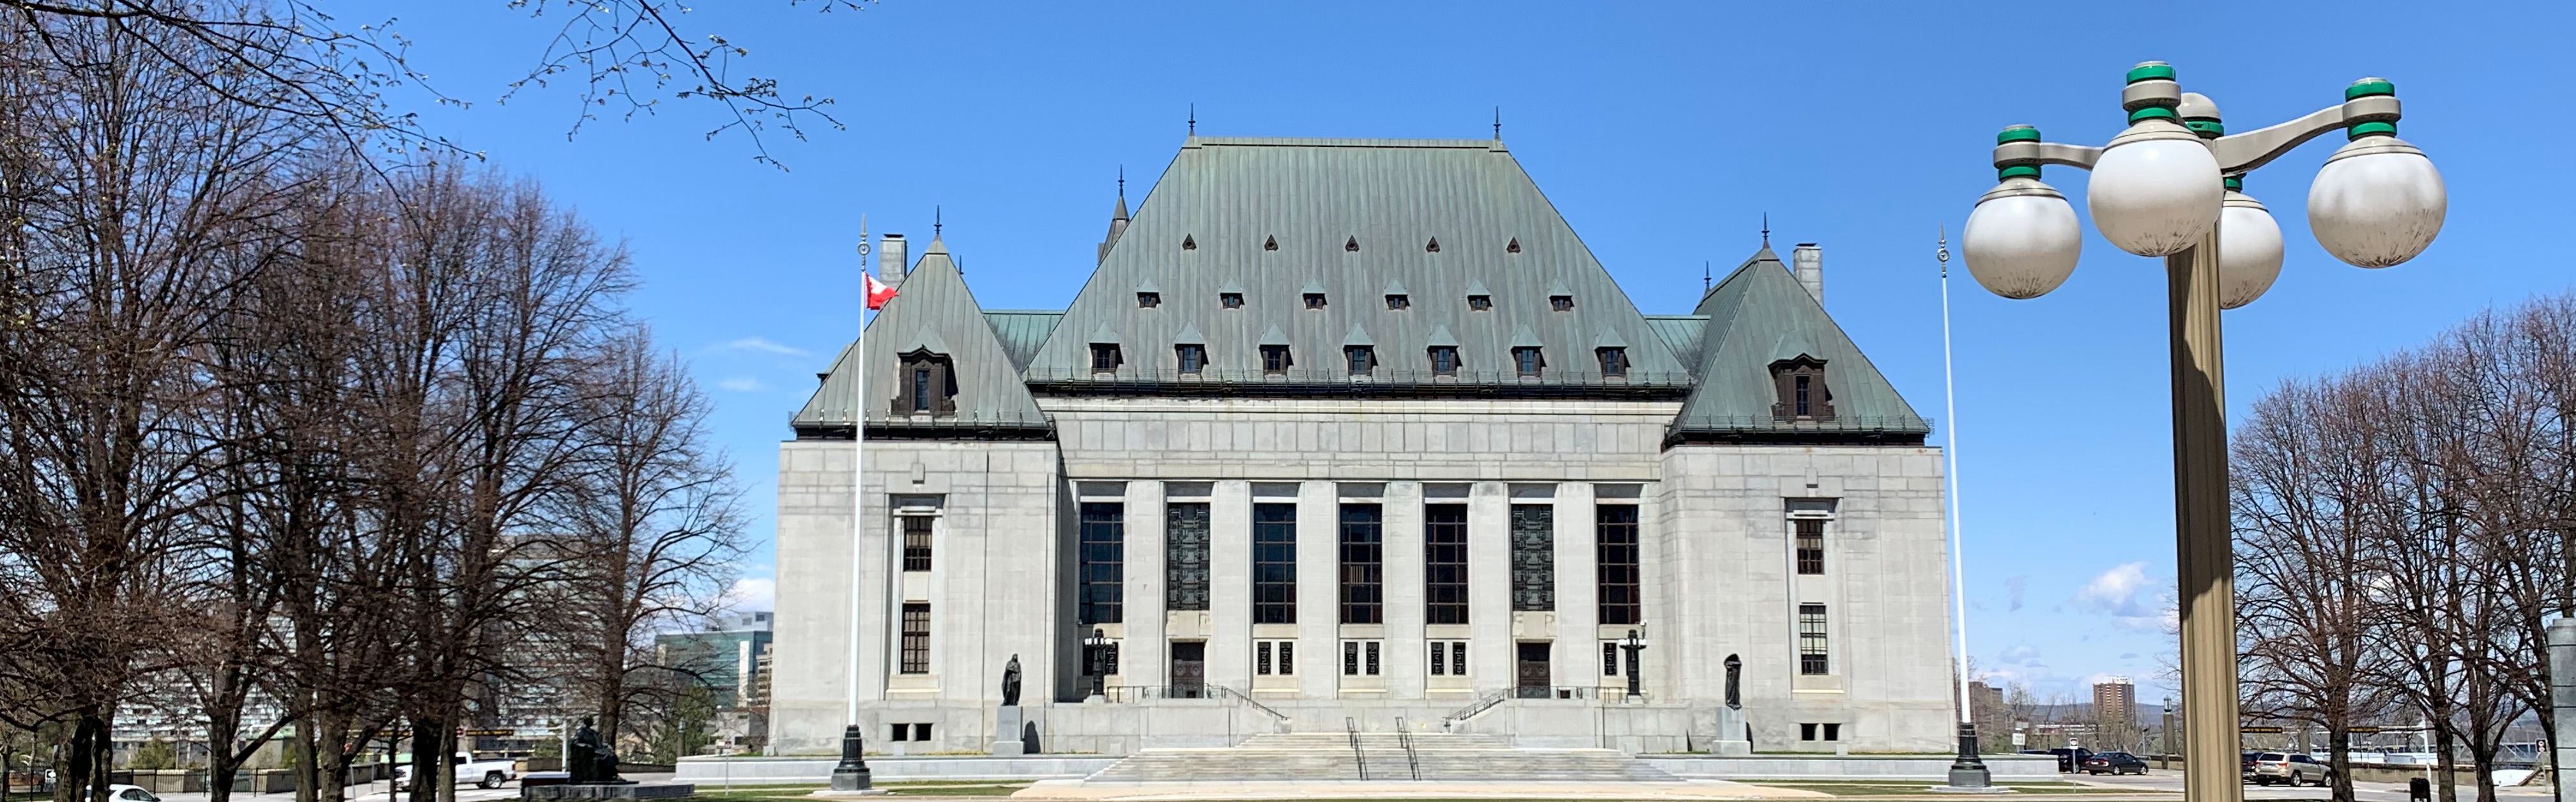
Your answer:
[1515,642,1551,698]
[1170,641,1206,698]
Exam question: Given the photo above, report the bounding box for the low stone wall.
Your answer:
[1643,754,2063,781]
[673,756,1117,784]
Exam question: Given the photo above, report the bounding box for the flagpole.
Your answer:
[1938,226,1993,789]
[847,219,871,727]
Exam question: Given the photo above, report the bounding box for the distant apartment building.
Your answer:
[655,612,775,709]
[2093,677,2136,747]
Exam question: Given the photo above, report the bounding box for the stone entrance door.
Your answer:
[1170,641,1206,698]
[1515,642,1551,698]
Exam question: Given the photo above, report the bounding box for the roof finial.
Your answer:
[1761,213,1771,248]
[1937,223,1952,279]
[1188,103,1196,136]
[1703,260,1712,293]
[1493,106,1501,140]
[1117,166,1126,201]
[933,205,943,240]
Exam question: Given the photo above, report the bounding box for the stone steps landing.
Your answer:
[1084,732,1680,783]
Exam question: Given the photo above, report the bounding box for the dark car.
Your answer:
[2041,747,2095,773]
[2083,752,2150,775]
[2242,751,2262,780]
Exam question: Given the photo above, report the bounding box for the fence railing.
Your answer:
[1395,716,1422,781]
[1441,688,1513,727]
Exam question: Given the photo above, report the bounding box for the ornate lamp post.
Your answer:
[1619,629,1646,701]
[1084,628,1110,700]
[1963,61,2445,802]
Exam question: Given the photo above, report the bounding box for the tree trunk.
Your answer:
[2434,717,2461,802]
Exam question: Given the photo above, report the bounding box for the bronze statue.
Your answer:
[568,718,602,783]
[1724,654,1743,709]
[1002,654,1023,706]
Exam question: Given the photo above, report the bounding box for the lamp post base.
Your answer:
[1940,723,2005,792]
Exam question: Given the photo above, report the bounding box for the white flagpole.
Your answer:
[847,219,872,727]
[1939,227,1974,725]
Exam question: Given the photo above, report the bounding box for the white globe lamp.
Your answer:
[2088,113,2223,257]
[2217,183,2284,309]
[2308,81,2444,267]
[1965,170,2083,300]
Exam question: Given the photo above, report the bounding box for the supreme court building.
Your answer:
[769,135,1958,757]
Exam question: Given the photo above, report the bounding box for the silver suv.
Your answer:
[2248,752,2334,786]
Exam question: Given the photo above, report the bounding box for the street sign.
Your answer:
[2011,733,2027,747]
[462,729,515,737]
[2349,726,2382,734]
[2242,726,2284,734]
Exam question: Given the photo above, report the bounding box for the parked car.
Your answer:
[81,785,160,802]
[2242,751,2262,780]
[394,753,517,790]
[2082,752,2150,775]
[2039,747,2095,773]
[2248,752,2335,786]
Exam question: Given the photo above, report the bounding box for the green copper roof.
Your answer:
[1643,315,1710,367]
[792,239,1051,436]
[983,310,1064,369]
[1021,137,1690,387]
[1667,249,1929,442]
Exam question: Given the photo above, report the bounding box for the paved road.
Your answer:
[2073,770,2556,802]
[144,773,678,802]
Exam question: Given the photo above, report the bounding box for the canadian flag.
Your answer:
[863,272,898,310]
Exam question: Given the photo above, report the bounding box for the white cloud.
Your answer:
[717,376,767,392]
[2004,575,2028,612]
[724,337,810,357]
[1999,644,2042,665]
[721,577,776,612]
[2073,562,2177,631]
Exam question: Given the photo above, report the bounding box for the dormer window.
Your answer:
[1176,344,1206,374]
[1551,295,1574,312]
[1221,292,1244,309]
[1305,293,1327,311]
[896,351,957,416]
[1468,295,1492,312]
[1386,294,1409,311]
[1770,357,1836,420]
[1261,345,1292,375]
[1513,347,1544,378]
[1346,346,1375,376]
[1429,346,1459,376]
[1597,348,1629,377]
[1090,344,1123,373]
[1137,291,1160,308]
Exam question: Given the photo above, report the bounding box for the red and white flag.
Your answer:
[863,272,898,310]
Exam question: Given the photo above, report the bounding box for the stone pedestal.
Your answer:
[990,706,1026,757]
[520,783,691,801]
[1712,707,1752,756]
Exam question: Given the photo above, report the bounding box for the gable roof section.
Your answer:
[1666,249,1928,445]
[792,238,1051,438]
[983,310,1063,369]
[1643,314,1710,369]
[1022,137,1689,395]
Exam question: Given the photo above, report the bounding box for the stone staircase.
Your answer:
[1083,732,1680,783]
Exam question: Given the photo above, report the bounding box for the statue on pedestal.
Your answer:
[1002,655,1022,707]
[567,716,624,785]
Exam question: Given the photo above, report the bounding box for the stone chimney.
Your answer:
[1792,243,1823,305]
[877,233,908,291]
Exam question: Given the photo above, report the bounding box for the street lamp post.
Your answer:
[1619,629,1646,702]
[1084,628,1110,701]
[1963,62,2445,802]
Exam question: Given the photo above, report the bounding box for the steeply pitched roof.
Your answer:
[793,239,1051,436]
[1022,137,1689,389]
[983,310,1063,369]
[1666,249,1928,443]
[1643,314,1710,368]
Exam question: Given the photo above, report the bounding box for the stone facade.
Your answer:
[768,135,1957,757]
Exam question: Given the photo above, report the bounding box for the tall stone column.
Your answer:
[1468,482,1513,691]
[2551,618,2576,802]
[1554,484,1599,695]
[1296,481,1339,697]
[1208,481,1254,692]
[1123,481,1168,688]
[1382,482,1427,700]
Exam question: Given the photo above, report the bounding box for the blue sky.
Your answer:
[380,1,2570,702]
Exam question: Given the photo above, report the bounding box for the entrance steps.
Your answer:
[1083,732,1681,783]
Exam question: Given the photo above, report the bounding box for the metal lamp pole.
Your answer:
[1962,61,2446,802]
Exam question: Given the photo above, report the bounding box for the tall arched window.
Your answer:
[896,350,957,416]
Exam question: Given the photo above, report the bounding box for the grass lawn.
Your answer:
[1747,780,2175,797]
[684,781,1032,799]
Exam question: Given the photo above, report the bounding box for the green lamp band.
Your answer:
[2184,120,2224,136]
[2223,176,2243,191]
[2346,79,2396,100]
[2348,121,2398,139]
[1999,166,2041,180]
[2129,107,2179,123]
[2126,63,2177,84]
[1997,126,2043,144]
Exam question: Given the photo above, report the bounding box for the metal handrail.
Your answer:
[1345,717,1368,781]
[1442,688,1513,727]
[1395,716,1422,781]
[1207,684,1291,728]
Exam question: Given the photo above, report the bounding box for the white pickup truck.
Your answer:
[394,753,516,790]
